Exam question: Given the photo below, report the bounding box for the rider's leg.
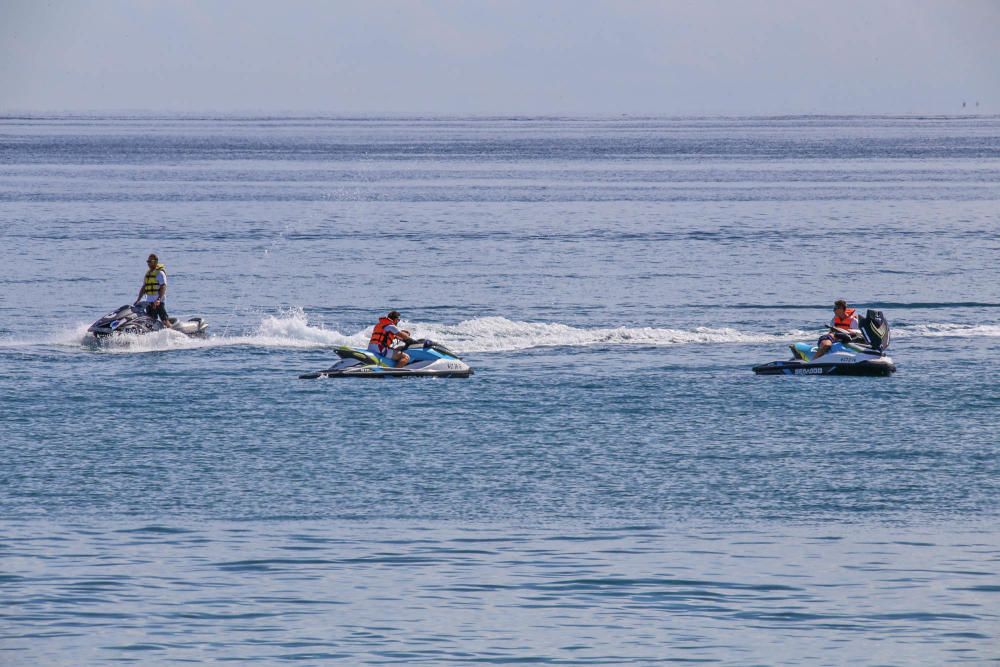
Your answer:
[812,335,833,360]
[152,302,171,326]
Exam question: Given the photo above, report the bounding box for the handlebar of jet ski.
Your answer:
[398,337,463,359]
[400,337,453,352]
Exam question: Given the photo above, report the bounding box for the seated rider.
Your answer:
[368,310,413,367]
[137,253,171,327]
[812,299,860,360]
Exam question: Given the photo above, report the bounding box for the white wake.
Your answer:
[3,310,998,355]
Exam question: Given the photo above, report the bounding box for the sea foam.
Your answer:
[6,311,998,355]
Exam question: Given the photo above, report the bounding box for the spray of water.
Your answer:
[2,310,997,355]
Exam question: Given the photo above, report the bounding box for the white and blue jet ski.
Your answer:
[753,309,896,377]
[300,338,473,379]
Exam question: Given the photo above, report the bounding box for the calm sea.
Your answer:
[2,115,999,664]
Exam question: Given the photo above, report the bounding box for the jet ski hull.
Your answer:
[302,366,474,379]
[752,359,896,376]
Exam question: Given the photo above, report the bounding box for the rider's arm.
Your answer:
[386,324,413,344]
[154,271,167,303]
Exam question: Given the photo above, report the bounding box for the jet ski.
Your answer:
[87,303,207,340]
[753,309,896,376]
[300,338,473,379]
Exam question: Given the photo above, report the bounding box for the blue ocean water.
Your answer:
[1,115,999,664]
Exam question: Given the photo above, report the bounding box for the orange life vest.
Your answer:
[369,317,398,349]
[833,308,857,330]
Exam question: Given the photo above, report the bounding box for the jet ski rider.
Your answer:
[812,299,860,360]
[137,253,171,327]
[369,310,414,367]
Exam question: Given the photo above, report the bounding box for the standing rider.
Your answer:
[812,299,860,360]
[137,253,171,327]
[368,310,413,367]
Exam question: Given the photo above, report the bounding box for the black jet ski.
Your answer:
[753,309,896,376]
[87,303,207,340]
[300,338,473,379]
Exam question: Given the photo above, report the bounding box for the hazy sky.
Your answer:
[2,0,998,114]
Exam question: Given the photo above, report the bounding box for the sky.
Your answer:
[1,0,998,115]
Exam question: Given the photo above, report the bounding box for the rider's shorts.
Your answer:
[818,332,850,345]
[368,343,403,360]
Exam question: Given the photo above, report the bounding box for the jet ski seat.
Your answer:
[335,347,381,365]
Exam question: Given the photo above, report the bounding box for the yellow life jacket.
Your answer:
[143,264,166,296]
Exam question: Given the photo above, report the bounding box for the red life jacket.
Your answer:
[369,317,398,349]
[833,308,857,330]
